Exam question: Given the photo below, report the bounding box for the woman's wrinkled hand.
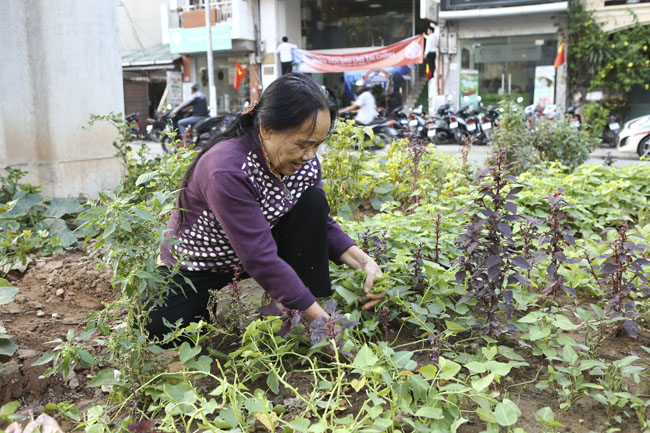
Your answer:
[361,259,385,310]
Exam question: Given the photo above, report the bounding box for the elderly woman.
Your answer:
[149,73,384,337]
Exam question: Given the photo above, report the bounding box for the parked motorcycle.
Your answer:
[407,105,428,139]
[188,113,236,149]
[125,113,143,140]
[426,103,457,145]
[603,114,620,148]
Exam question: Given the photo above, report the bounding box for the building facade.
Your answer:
[438,0,567,110]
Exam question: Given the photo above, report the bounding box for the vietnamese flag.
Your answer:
[554,41,565,68]
[234,61,247,91]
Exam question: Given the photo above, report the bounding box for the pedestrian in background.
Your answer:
[423,23,439,81]
[277,36,297,75]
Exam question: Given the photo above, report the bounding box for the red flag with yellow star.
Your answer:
[234,61,247,91]
[554,41,565,69]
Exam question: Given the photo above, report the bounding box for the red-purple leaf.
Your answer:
[511,256,531,270]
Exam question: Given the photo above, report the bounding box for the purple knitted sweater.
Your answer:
[160,132,355,310]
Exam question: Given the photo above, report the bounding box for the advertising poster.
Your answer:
[533,65,555,107]
[342,66,411,110]
[166,71,183,107]
[459,69,479,108]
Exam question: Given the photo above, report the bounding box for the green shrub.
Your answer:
[489,101,600,174]
[531,116,599,169]
[582,103,609,140]
[487,101,541,175]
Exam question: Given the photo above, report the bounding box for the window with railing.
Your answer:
[184,0,232,24]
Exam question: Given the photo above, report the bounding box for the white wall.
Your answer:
[120,0,169,55]
[232,0,255,41]
[0,0,123,198]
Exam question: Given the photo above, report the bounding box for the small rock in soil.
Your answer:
[36,310,45,317]
[17,348,38,360]
[51,313,61,318]
[55,289,65,297]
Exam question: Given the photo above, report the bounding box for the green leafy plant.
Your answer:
[0,279,19,371]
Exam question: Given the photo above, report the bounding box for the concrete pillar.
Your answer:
[0,0,123,198]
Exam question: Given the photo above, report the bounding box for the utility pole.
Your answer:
[205,0,217,115]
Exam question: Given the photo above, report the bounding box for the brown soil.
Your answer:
[0,250,113,411]
[1,251,649,433]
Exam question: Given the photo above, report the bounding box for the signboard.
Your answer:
[474,44,541,63]
[533,65,555,107]
[169,24,232,54]
[460,69,479,108]
[166,71,183,106]
[293,35,424,73]
[420,0,438,21]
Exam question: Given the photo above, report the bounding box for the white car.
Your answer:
[617,114,650,158]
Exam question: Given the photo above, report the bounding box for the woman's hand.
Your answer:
[360,258,385,310]
[339,246,386,310]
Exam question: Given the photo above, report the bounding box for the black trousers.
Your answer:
[146,186,332,338]
[426,52,437,78]
[281,61,292,75]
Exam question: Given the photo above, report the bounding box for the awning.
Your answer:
[122,43,181,69]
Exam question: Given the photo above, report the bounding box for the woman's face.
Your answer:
[260,109,331,177]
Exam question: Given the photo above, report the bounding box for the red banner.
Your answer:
[293,35,424,73]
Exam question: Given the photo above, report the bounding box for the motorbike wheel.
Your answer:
[148,128,163,143]
[377,132,393,148]
[637,136,650,158]
[455,130,469,145]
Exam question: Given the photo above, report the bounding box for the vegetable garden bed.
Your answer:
[1,117,650,433]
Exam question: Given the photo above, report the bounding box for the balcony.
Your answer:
[177,1,233,27]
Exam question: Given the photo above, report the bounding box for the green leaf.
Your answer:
[494,399,521,426]
[392,351,417,371]
[562,345,579,366]
[88,369,122,387]
[0,286,18,305]
[553,315,577,330]
[334,284,361,305]
[32,351,55,367]
[352,345,379,368]
[419,364,438,380]
[438,357,461,380]
[415,406,444,419]
[451,417,468,433]
[179,342,201,364]
[3,194,45,218]
[465,361,487,374]
[43,197,82,218]
[135,171,157,186]
[535,406,555,423]
[288,417,311,431]
[528,325,551,341]
[445,320,467,334]
[485,360,512,376]
[0,401,19,418]
[472,372,495,391]
[267,372,280,395]
[42,218,77,248]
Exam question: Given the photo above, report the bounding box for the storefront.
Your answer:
[459,33,559,107]
[297,0,430,110]
[437,2,567,110]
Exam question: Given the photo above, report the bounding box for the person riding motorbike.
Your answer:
[172,83,209,139]
[339,80,378,125]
